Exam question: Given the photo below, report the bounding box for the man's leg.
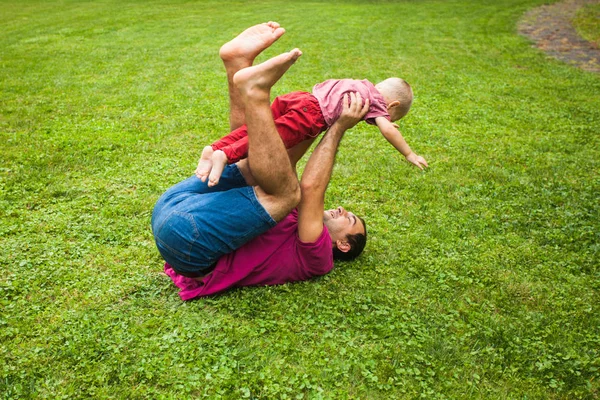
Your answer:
[220,22,285,130]
[211,23,313,190]
[196,22,285,182]
[234,50,303,221]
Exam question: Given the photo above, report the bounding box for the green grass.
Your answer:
[1,0,599,398]
[573,3,600,46]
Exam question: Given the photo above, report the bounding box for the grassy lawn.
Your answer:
[1,0,598,398]
[573,3,600,46]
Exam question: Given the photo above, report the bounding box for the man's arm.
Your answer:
[297,93,369,243]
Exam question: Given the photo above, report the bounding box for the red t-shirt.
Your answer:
[164,209,334,300]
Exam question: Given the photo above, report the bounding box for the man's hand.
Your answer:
[334,92,370,131]
[405,152,429,170]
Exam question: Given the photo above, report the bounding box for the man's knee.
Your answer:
[256,178,301,221]
[276,179,301,210]
[286,181,301,209]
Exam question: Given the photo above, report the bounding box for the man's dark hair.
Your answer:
[332,217,367,261]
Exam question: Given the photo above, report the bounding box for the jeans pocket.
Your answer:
[154,211,200,262]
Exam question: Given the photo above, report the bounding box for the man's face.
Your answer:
[323,206,365,242]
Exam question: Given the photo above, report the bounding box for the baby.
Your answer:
[197,76,428,186]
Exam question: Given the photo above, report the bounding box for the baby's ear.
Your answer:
[387,100,401,110]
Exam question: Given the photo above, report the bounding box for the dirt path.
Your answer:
[518,0,600,73]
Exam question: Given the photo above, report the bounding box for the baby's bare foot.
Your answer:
[196,146,214,182]
[220,22,285,65]
[208,150,228,187]
[233,49,302,100]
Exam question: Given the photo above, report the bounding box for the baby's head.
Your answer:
[375,78,413,121]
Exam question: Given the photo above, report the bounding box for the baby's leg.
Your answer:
[210,124,249,150]
[212,106,323,173]
[200,124,250,182]
[272,94,328,149]
[195,146,214,182]
[208,150,229,187]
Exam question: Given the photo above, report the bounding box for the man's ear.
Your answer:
[336,239,351,253]
[387,100,401,111]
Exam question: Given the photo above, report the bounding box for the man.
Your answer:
[151,23,367,299]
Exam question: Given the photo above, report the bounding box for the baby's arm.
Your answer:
[375,117,428,170]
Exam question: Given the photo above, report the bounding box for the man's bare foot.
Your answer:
[208,150,228,187]
[233,49,302,99]
[220,22,285,66]
[196,146,214,182]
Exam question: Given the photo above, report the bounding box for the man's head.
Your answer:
[375,77,413,122]
[324,206,367,261]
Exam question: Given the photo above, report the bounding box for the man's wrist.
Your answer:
[327,122,347,138]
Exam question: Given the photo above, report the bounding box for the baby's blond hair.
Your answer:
[376,77,413,119]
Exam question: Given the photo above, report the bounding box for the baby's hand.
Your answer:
[405,152,428,170]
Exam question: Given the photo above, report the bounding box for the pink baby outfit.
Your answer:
[164,209,334,300]
[210,79,390,164]
[312,79,390,126]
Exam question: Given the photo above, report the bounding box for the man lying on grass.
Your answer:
[151,23,367,299]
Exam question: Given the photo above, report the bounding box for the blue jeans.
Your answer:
[151,165,276,275]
